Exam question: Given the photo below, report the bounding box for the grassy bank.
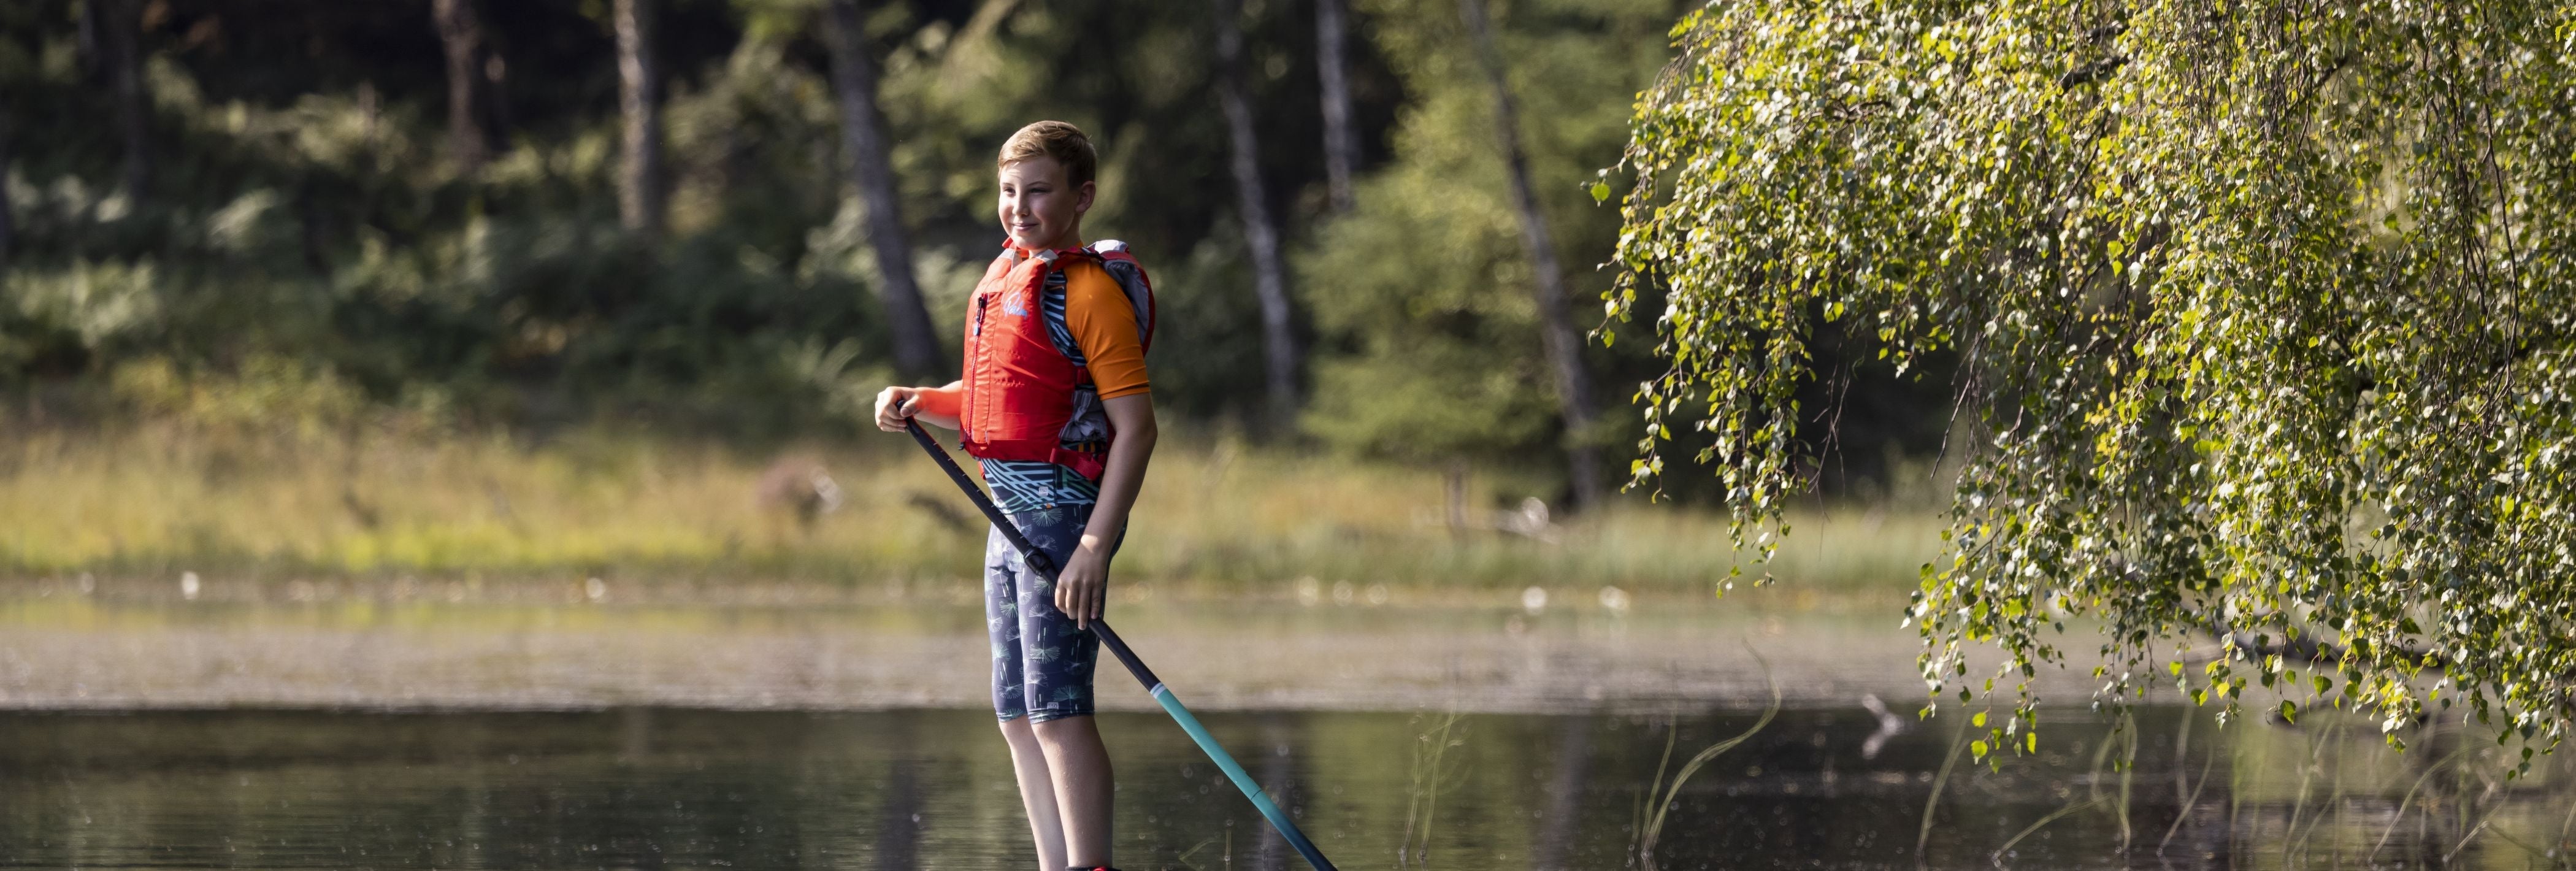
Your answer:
[1,421,1944,593]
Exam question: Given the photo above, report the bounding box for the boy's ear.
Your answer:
[1076,180,1096,215]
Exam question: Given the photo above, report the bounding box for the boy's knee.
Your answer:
[1030,713,1096,739]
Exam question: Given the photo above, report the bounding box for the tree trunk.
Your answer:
[1457,0,1604,509]
[0,109,13,269]
[1314,0,1360,213]
[613,0,664,239]
[823,0,945,381]
[76,0,101,80]
[1445,462,1468,535]
[101,0,148,202]
[431,0,504,173]
[1212,0,1301,424]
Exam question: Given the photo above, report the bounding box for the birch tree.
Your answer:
[0,109,13,269]
[614,0,665,239]
[100,0,148,201]
[431,0,505,174]
[1213,0,1301,423]
[1612,0,2576,762]
[1316,0,1362,213]
[1460,0,1603,508]
[822,0,943,380]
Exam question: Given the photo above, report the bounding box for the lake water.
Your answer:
[4,704,2565,870]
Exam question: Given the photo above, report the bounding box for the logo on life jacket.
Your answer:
[957,240,1157,481]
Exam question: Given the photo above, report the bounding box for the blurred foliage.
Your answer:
[1289,0,1953,496]
[0,0,1951,502]
[1615,0,2576,761]
[1297,0,1668,468]
[0,0,1398,434]
[1,0,869,437]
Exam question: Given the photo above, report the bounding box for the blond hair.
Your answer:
[997,120,1098,187]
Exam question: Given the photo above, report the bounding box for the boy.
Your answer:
[874,120,1154,871]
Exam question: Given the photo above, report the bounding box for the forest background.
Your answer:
[0,0,1951,588]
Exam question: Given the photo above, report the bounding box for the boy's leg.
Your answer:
[990,524,1068,871]
[1000,717,1069,871]
[1033,715,1115,867]
[1016,504,1115,868]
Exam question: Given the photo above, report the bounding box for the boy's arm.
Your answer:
[875,380,964,431]
[1056,392,1155,627]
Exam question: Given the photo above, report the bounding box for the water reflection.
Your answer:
[1,705,2566,870]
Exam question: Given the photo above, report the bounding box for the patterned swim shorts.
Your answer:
[985,505,1117,723]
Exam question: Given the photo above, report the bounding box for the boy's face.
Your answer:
[997,156,1092,252]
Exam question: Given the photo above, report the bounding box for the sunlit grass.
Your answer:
[0,421,1944,592]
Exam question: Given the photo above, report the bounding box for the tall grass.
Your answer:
[1634,652,1780,871]
[0,420,1944,593]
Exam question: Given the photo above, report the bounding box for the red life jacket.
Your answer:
[957,240,1156,481]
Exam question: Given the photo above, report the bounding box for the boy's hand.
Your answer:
[1054,539,1111,629]
[873,386,921,432]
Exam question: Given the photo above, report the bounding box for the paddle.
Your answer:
[900,416,1340,871]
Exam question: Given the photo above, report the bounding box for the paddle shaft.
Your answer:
[900,417,1338,871]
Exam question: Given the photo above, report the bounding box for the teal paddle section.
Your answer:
[901,418,1340,871]
[1149,684,1336,870]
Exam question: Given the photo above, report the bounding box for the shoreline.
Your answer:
[0,581,2103,715]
